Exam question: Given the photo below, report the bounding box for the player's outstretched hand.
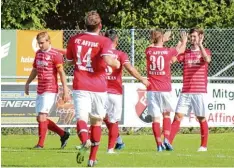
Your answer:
[25,83,29,95]
[198,34,204,46]
[180,31,188,43]
[163,30,172,42]
[141,78,150,87]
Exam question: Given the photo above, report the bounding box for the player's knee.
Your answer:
[174,113,184,121]
[163,111,170,118]
[152,117,161,123]
[197,116,206,122]
[37,113,47,122]
[90,117,102,126]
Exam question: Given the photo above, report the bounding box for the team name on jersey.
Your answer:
[78,65,94,72]
[147,50,168,55]
[107,76,117,80]
[187,59,201,64]
[74,39,98,47]
[36,60,48,67]
[149,71,166,75]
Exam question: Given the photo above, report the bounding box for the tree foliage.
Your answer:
[2,0,234,29]
[44,0,234,29]
[1,0,59,29]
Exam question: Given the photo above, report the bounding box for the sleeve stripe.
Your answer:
[101,54,116,57]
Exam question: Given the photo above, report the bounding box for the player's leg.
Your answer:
[192,94,208,152]
[103,95,112,130]
[106,94,123,153]
[44,93,70,148]
[87,92,107,166]
[73,91,90,144]
[147,91,164,152]
[34,93,49,148]
[161,92,174,150]
[35,112,48,148]
[74,91,92,164]
[169,93,190,144]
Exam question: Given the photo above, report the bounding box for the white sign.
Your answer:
[123,83,234,127]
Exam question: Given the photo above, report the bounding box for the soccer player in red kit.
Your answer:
[104,30,150,153]
[145,29,187,152]
[169,28,211,152]
[25,32,70,149]
[66,11,120,167]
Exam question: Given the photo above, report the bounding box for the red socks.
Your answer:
[169,119,181,144]
[163,118,171,140]
[89,126,102,161]
[47,119,64,137]
[76,120,89,144]
[108,122,119,149]
[152,122,162,146]
[199,120,209,147]
[103,118,111,130]
[37,121,48,147]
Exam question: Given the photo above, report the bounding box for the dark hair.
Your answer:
[189,27,204,35]
[105,29,118,41]
[84,10,101,32]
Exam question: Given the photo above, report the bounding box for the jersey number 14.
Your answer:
[76,46,92,67]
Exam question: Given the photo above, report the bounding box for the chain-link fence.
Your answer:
[64,29,234,83]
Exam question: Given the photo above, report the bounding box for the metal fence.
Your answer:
[63,29,234,83]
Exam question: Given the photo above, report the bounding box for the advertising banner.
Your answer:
[1,30,17,82]
[16,30,63,79]
[1,83,233,127]
[1,84,75,126]
[123,83,234,127]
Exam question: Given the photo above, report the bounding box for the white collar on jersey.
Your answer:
[85,32,98,36]
[41,45,52,52]
[191,47,200,51]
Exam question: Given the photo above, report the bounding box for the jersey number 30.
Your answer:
[149,55,165,71]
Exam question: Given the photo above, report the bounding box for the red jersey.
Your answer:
[33,47,63,94]
[66,32,113,92]
[177,48,211,93]
[106,49,130,94]
[145,46,178,92]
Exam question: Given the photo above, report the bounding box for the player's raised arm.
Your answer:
[25,68,37,95]
[198,34,211,63]
[171,31,188,64]
[176,31,188,54]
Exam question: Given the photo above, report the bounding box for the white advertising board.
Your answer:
[123,83,234,127]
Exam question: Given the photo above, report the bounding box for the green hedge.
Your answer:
[1,127,233,135]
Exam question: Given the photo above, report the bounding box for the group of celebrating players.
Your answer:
[25,10,211,167]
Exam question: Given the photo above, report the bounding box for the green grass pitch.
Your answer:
[1,133,234,167]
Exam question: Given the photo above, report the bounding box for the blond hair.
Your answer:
[36,32,50,41]
[150,29,163,44]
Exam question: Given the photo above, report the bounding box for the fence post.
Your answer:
[130,28,135,66]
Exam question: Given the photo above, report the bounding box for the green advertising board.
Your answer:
[1,30,17,82]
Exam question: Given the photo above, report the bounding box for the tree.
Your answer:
[1,0,60,29]
[44,0,234,29]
